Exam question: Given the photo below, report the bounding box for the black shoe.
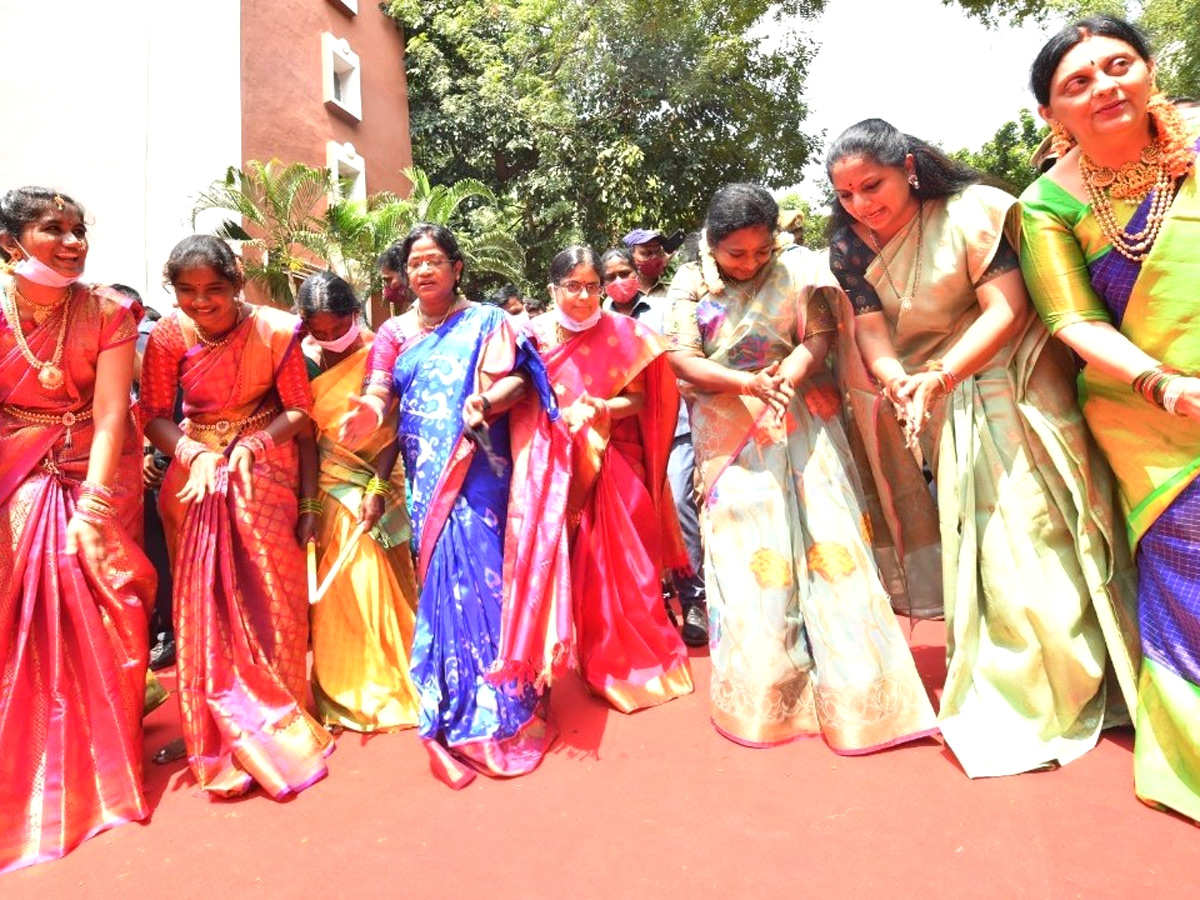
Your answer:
[681,603,708,648]
[149,635,176,671]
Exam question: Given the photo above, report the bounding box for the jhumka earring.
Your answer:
[1049,120,1075,160]
[908,175,921,190]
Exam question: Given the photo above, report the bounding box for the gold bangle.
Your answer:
[298,497,323,515]
[365,476,392,497]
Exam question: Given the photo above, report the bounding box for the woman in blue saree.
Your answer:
[341,224,570,788]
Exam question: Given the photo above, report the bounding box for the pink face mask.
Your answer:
[604,276,640,306]
[13,243,82,288]
[635,255,667,282]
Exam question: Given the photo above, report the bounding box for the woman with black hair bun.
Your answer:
[296,271,421,734]
[663,182,936,752]
[1018,15,1200,819]
[0,186,155,872]
[826,118,1138,778]
[339,224,570,787]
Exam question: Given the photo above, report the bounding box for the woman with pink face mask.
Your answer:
[296,271,421,734]
[0,186,156,872]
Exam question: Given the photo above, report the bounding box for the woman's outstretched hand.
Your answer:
[338,395,385,447]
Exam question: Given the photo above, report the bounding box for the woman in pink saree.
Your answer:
[524,246,693,712]
[140,236,331,798]
[0,187,155,872]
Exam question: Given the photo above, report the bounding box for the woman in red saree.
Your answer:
[140,236,331,798]
[0,187,155,872]
[525,246,693,712]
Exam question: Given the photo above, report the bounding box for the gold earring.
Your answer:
[1049,120,1075,159]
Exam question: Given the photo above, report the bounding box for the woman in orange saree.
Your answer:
[140,236,331,799]
[525,246,692,712]
[1,187,155,872]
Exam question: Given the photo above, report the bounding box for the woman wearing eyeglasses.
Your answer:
[339,224,570,787]
[519,246,693,713]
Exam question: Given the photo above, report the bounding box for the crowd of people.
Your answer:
[2,14,1198,874]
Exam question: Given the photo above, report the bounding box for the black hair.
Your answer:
[163,234,244,289]
[0,187,85,260]
[523,295,550,315]
[399,224,464,289]
[297,270,361,320]
[377,240,405,274]
[824,118,981,234]
[599,247,635,271]
[1030,15,1152,106]
[109,283,142,303]
[485,284,522,307]
[548,245,603,285]
[143,306,163,322]
[704,184,779,248]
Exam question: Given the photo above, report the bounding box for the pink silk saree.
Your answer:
[528,311,692,711]
[139,305,331,798]
[0,282,154,873]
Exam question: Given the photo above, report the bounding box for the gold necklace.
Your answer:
[1,280,70,390]
[194,303,244,348]
[1080,150,1177,262]
[12,281,70,325]
[417,297,460,332]
[868,201,924,314]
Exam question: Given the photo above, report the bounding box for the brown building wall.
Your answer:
[240,0,412,197]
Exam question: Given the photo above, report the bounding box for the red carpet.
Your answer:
[5,619,1195,898]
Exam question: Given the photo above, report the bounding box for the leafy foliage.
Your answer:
[386,0,828,285]
[951,109,1049,194]
[193,162,523,306]
[192,160,329,307]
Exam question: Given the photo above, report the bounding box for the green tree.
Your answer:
[946,0,1198,97]
[192,160,329,307]
[952,109,1049,194]
[386,0,828,283]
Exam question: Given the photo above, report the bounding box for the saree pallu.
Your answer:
[309,345,420,732]
[666,250,937,750]
[1020,148,1200,818]
[143,306,331,798]
[830,185,1139,777]
[0,284,154,873]
[533,312,692,713]
[393,305,569,786]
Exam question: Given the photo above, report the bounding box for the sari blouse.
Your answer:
[139,304,312,427]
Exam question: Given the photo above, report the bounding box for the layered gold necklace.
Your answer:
[1,280,70,390]
[1079,141,1179,262]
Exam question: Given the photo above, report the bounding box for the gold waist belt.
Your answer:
[2,404,93,447]
[183,407,278,450]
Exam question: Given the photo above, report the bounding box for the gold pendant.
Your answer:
[38,365,65,390]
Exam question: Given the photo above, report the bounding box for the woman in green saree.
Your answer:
[826,119,1138,779]
[1019,15,1200,820]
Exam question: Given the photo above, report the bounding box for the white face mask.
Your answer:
[311,320,361,352]
[554,304,602,332]
[13,241,82,288]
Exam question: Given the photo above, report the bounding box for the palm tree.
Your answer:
[192,160,330,307]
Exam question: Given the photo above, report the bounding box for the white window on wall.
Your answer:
[321,32,362,122]
[327,0,358,15]
[327,141,367,201]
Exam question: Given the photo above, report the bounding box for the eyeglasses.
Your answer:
[406,255,451,273]
[556,280,603,296]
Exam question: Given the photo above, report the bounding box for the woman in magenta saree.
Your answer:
[1,188,155,872]
[344,225,569,788]
[140,236,331,798]
[525,246,692,712]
